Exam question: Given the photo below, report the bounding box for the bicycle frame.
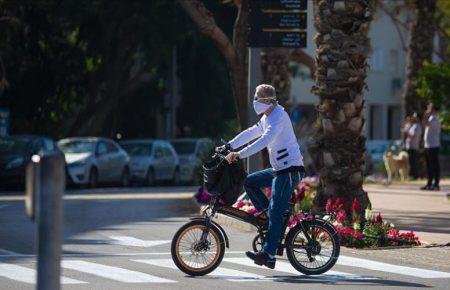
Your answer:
[199,195,335,256]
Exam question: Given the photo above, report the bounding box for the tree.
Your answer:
[178,0,316,129]
[401,0,437,117]
[416,61,450,131]
[178,0,249,129]
[311,0,373,221]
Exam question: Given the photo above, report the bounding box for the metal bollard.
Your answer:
[27,151,65,290]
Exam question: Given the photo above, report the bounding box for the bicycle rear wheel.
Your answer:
[171,220,225,276]
[285,219,340,275]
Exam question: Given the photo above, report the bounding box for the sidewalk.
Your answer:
[365,179,450,246]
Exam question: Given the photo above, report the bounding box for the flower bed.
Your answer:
[231,177,421,249]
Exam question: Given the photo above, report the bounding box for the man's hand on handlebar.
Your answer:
[225,152,239,164]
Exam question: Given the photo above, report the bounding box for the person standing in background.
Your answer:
[401,115,412,149]
[405,113,422,180]
[421,104,441,191]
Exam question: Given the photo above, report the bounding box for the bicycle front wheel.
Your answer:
[285,219,340,275]
[171,220,225,276]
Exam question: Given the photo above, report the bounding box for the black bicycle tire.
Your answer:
[285,219,340,275]
[171,220,225,276]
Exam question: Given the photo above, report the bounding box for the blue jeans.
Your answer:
[244,168,303,256]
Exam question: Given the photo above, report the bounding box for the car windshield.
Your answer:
[58,140,95,153]
[171,141,196,155]
[121,143,152,156]
[0,138,29,155]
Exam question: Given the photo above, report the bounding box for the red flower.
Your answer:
[352,199,360,212]
[337,212,345,223]
[247,206,257,214]
[236,201,245,208]
[326,199,333,213]
[264,187,272,198]
[354,232,363,239]
[338,226,354,236]
[375,213,383,223]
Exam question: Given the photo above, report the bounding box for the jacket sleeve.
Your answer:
[237,117,282,159]
[228,120,264,149]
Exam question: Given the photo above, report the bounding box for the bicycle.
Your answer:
[171,150,340,276]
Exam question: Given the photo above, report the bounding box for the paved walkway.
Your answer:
[365,179,450,245]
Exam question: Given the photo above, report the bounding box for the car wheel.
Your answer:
[172,168,180,186]
[88,167,98,188]
[121,167,130,187]
[146,167,155,186]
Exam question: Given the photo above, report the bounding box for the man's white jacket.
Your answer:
[229,104,303,171]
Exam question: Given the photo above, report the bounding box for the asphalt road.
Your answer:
[0,186,449,290]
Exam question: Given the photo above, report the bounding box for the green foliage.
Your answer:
[0,0,237,139]
[415,61,450,131]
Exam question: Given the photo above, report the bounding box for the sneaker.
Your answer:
[420,185,432,190]
[431,185,440,191]
[245,251,276,269]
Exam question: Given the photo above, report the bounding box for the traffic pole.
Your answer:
[35,152,66,290]
[246,47,263,173]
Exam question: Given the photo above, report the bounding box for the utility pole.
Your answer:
[246,0,307,173]
[246,47,263,173]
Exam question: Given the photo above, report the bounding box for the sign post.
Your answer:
[246,0,307,173]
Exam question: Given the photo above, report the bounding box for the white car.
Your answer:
[170,138,213,184]
[58,137,130,187]
[119,139,180,185]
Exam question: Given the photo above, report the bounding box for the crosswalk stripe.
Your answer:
[108,236,171,248]
[223,257,376,281]
[61,260,175,283]
[338,256,450,279]
[133,259,266,282]
[0,262,86,284]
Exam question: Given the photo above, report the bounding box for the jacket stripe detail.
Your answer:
[276,152,289,160]
[277,148,287,154]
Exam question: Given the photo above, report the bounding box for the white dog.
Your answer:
[383,151,410,184]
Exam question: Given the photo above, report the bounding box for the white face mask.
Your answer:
[253,100,271,115]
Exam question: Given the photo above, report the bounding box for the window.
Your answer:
[43,139,55,151]
[369,48,384,71]
[389,49,400,75]
[106,142,119,153]
[121,143,152,156]
[96,142,107,155]
[163,145,173,157]
[388,105,401,140]
[154,145,163,159]
[369,105,383,140]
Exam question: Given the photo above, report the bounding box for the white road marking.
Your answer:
[61,260,175,283]
[223,257,376,281]
[133,259,266,282]
[108,236,171,248]
[0,262,86,284]
[338,255,450,279]
[0,250,249,258]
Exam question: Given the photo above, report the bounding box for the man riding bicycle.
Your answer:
[221,84,305,269]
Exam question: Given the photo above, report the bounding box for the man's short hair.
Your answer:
[255,84,276,99]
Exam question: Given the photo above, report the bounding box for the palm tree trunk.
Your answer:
[402,0,436,118]
[311,0,374,220]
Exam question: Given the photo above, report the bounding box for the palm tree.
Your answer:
[402,0,436,117]
[311,0,374,220]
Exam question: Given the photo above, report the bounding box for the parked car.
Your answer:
[0,135,58,188]
[170,138,213,184]
[57,137,130,187]
[119,139,180,185]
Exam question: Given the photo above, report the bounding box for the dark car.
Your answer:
[0,135,58,188]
